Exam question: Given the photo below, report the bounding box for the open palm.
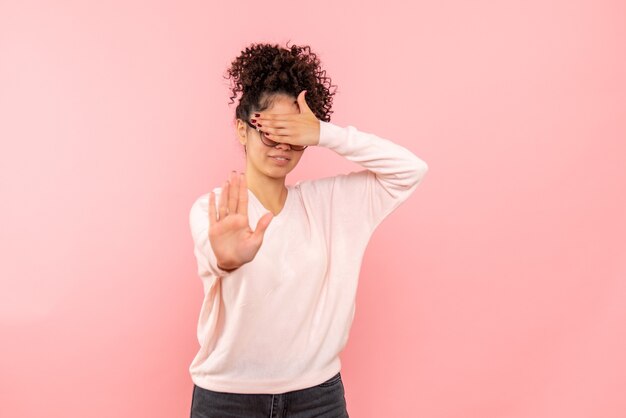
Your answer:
[208,171,274,271]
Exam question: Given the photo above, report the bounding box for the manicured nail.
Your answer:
[255,113,260,117]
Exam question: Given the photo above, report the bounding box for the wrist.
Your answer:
[217,261,241,272]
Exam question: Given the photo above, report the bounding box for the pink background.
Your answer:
[1,1,625,417]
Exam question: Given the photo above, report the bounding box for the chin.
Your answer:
[265,165,295,178]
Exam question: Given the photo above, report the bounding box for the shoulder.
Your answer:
[295,170,371,191]
[292,170,372,202]
[190,187,222,215]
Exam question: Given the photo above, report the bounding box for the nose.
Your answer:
[274,142,291,151]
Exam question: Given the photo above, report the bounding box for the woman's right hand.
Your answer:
[208,171,273,271]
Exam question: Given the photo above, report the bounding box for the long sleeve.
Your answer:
[187,120,429,394]
[314,120,429,233]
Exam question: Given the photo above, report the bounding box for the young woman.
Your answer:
[189,41,429,418]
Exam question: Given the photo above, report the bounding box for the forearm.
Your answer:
[317,121,428,191]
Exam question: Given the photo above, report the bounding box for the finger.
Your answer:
[265,119,296,130]
[255,117,294,132]
[228,171,239,215]
[218,179,229,219]
[238,173,248,217]
[262,127,292,138]
[209,191,217,226]
[256,113,294,122]
[252,212,273,242]
[262,132,295,148]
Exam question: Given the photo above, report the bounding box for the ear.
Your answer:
[236,118,249,144]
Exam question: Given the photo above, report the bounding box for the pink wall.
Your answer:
[1,1,625,417]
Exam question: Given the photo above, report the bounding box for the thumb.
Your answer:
[297,90,313,115]
[252,212,274,241]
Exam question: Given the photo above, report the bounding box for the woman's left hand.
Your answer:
[252,90,320,147]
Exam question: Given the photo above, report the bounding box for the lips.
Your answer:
[269,155,290,160]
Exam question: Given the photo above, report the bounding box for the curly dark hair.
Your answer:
[224,40,338,132]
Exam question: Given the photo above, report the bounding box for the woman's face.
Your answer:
[237,94,306,180]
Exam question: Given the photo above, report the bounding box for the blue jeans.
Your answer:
[190,372,349,418]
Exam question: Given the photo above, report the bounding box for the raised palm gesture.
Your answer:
[208,171,273,271]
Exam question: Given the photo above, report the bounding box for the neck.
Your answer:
[245,169,288,216]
